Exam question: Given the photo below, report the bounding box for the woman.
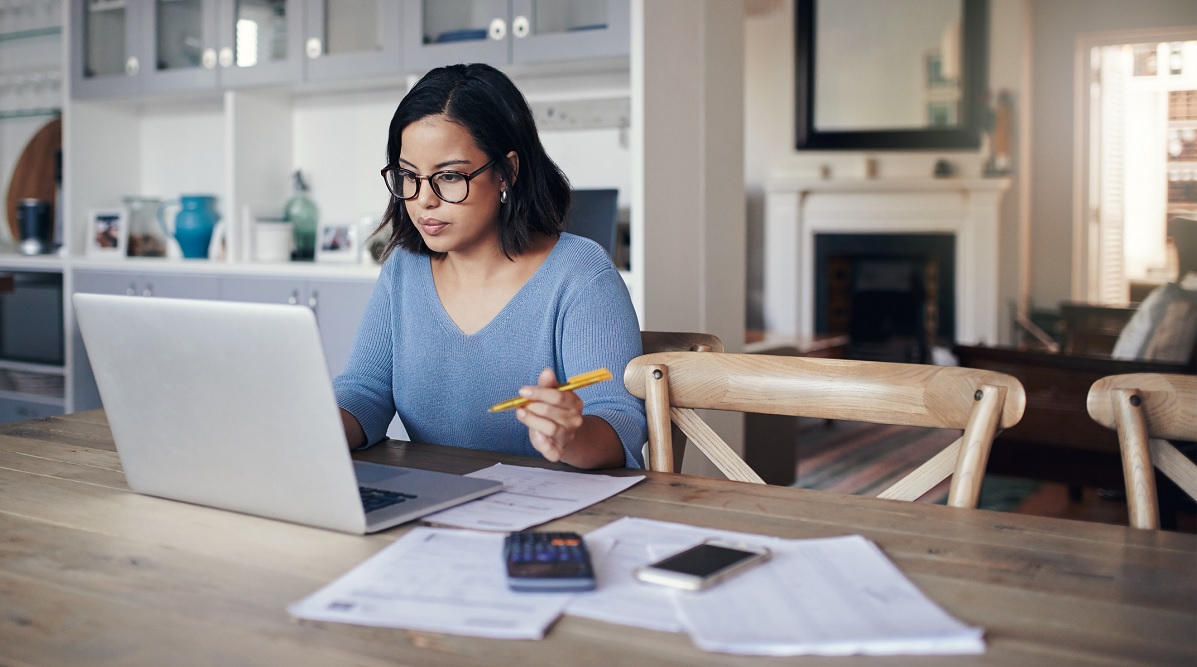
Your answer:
[334,63,646,470]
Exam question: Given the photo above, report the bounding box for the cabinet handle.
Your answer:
[202,48,217,69]
[288,289,300,306]
[306,37,322,59]
[125,57,139,76]
[143,282,153,297]
[512,15,529,38]
[219,47,234,68]
[488,18,507,41]
[308,290,319,317]
[126,283,136,296]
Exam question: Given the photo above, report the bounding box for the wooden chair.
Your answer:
[1086,373,1197,529]
[624,352,1026,509]
[639,331,724,473]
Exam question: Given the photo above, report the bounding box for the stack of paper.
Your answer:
[569,517,985,657]
[421,463,644,531]
[288,527,570,639]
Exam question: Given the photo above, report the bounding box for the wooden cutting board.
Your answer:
[6,116,61,241]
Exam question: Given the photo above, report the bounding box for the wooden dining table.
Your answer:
[1,411,1194,666]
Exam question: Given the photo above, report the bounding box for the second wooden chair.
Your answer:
[624,352,1026,509]
[1087,373,1197,529]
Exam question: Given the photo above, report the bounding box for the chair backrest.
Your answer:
[639,331,724,473]
[1086,373,1197,529]
[624,352,1026,509]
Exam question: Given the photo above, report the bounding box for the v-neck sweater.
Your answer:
[333,233,647,468]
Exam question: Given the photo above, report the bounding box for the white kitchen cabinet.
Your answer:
[220,273,374,377]
[403,0,628,72]
[71,0,304,99]
[302,0,403,83]
[70,267,222,411]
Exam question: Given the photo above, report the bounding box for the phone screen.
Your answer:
[651,543,759,577]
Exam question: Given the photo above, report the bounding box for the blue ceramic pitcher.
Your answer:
[157,195,220,259]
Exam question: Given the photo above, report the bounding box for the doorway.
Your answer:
[1077,28,1196,304]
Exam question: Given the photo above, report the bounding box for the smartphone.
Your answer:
[635,539,771,591]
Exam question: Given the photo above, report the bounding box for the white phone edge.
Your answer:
[633,539,772,591]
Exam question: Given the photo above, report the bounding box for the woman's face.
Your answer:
[399,114,505,257]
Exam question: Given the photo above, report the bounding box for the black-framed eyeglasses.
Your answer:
[381,159,497,204]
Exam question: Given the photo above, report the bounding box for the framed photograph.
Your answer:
[315,221,360,263]
[86,209,128,257]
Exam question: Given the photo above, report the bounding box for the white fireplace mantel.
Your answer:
[763,177,1011,346]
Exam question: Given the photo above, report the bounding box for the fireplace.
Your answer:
[763,177,1009,347]
[816,233,955,363]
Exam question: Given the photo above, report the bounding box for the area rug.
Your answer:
[792,419,1040,512]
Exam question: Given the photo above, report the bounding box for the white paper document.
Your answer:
[421,463,644,531]
[287,527,570,640]
[568,517,984,657]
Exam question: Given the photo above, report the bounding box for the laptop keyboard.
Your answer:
[359,486,417,513]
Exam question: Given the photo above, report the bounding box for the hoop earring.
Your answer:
[500,188,508,204]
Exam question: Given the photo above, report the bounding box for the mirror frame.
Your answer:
[794,0,989,150]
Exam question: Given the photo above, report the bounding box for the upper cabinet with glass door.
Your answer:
[215,0,303,88]
[403,0,628,73]
[70,0,303,99]
[303,0,402,82]
[72,0,143,98]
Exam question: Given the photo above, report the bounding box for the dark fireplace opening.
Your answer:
[816,233,955,364]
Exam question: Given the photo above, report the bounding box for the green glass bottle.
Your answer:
[285,170,318,260]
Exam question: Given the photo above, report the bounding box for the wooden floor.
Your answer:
[792,418,1197,534]
[1012,482,1197,533]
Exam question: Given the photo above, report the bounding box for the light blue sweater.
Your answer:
[334,233,647,469]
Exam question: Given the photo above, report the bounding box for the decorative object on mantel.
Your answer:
[934,159,956,178]
[863,156,879,179]
[983,89,1014,176]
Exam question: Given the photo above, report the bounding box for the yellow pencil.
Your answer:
[488,368,613,412]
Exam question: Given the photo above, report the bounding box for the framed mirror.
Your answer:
[795,0,988,150]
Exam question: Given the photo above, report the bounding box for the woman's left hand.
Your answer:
[516,368,584,463]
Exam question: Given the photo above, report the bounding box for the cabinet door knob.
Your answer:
[143,282,153,297]
[219,47,234,68]
[202,48,217,69]
[488,18,507,41]
[307,290,319,315]
[126,283,136,296]
[125,57,139,76]
[512,15,529,38]
[306,37,322,59]
[288,289,300,306]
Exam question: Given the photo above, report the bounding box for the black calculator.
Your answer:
[504,531,596,592]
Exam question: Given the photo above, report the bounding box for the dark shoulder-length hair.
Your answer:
[380,63,571,259]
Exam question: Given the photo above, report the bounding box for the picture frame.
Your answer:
[86,208,128,258]
[315,221,360,263]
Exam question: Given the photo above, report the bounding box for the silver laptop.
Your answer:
[73,292,502,535]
